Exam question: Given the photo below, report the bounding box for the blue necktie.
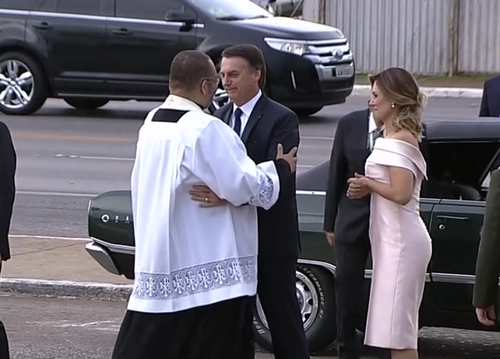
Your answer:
[233,108,242,136]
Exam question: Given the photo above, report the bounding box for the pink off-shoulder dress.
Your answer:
[363,138,432,350]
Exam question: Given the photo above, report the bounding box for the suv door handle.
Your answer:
[32,21,51,30]
[436,215,469,221]
[111,28,133,36]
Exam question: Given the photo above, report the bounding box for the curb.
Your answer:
[352,85,482,98]
[0,278,132,301]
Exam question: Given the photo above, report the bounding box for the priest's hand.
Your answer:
[189,185,227,207]
[276,143,298,173]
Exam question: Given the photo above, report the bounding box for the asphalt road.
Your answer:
[1,294,499,359]
[3,95,483,238]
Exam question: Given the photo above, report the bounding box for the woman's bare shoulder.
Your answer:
[392,129,419,147]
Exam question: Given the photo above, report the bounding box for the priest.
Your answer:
[111,50,298,359]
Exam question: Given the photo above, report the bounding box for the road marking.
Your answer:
[301,136,333,141]
[54,154,134,161]
[16,190,98,198]
[25,320,121,332]
[9,235,91,241]
[12,131,137,143]
[52,154,318,168]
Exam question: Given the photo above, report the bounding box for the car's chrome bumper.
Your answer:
[85,242,120,276]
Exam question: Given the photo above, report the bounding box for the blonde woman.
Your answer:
[346,67,432,359]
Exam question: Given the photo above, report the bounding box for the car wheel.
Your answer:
[0,52,48,115]
[292,106,324,117]
[253,264,337,353]
[64,98,110,110]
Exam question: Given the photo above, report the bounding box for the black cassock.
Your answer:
[111,295,255,359]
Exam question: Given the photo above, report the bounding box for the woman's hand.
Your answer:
[347,173,371,199]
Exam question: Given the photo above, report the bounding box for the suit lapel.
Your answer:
[241,95,268,143]
[219,105,232,125]
[355,109,371,154]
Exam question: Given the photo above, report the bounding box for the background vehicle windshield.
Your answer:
[186,0,272,20]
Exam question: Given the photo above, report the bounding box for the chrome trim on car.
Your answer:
[296,190,326,196]
[85,242,120,275]
[430,272,500,286]
[263,38,347,46]
[91,237,135,255]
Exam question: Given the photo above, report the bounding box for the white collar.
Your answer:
[160,94,205,113]
[232,90,262,117]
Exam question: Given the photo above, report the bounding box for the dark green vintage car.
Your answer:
[85,117,500,354]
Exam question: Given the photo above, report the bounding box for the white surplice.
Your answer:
[127,95,282,314]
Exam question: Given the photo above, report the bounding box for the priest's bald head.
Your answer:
[169,50,220,109]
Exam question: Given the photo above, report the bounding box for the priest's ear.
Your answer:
[201,78,219,97]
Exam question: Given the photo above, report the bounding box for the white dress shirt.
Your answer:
[230,90,262,136]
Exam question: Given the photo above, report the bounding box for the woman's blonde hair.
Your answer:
[369,67,427,140]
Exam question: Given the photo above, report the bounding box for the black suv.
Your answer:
[0,0,355,116]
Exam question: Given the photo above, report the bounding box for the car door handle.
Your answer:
[111,28,133,36]
[436,215,469,221]
[32,21,51,30]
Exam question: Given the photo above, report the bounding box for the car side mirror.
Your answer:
[165,10,196,24]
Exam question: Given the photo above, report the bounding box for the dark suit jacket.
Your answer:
[479,75,500,118]
[214,94,300,259]
[0,121,16,262]
[323,109,429,243]
[473,168,500,309]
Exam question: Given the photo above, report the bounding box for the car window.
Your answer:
[185,0,272,20]
[115,0,191,21]
[0,0,39,10]
[56,0,102,16]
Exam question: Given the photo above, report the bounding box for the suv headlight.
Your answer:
[264,38,309,56]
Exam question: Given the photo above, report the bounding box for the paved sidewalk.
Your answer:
[1,236,130,285]
[0,236,133,300]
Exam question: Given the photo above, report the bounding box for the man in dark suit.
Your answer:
[324,107,381,359]
[324,107,429,359]
[0,120,16,359]
[479,75,500,117]
[191,44,309,358]
[473,168,500,326]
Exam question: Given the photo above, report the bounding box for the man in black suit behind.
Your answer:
[479,75,500,117]
[191,44,309,358]
[0,120,17,359]
[324,106,428,359]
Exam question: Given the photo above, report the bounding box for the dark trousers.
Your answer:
[0,320,9,359]
[334,238,370,359]
[111,296,255,359]
[257,257,309,359]
[0,263,9,359]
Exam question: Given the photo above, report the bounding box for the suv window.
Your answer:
[186,0,271,20]
[56,0,102,16]
[0,0,38,10]
[116,0,190,21]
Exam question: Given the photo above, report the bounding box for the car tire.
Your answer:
[64,98,110,110]
[0,51,48,115]
[253,264,337,354]
[292,106,324,117]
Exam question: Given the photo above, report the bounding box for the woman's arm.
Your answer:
[366,166,414,205]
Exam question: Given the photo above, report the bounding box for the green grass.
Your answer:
[354,73,499,88]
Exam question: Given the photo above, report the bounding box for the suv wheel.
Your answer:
[252,264,337,353]
[292,106,324,117]
[0,52,48,115]
[64,98,110,110]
